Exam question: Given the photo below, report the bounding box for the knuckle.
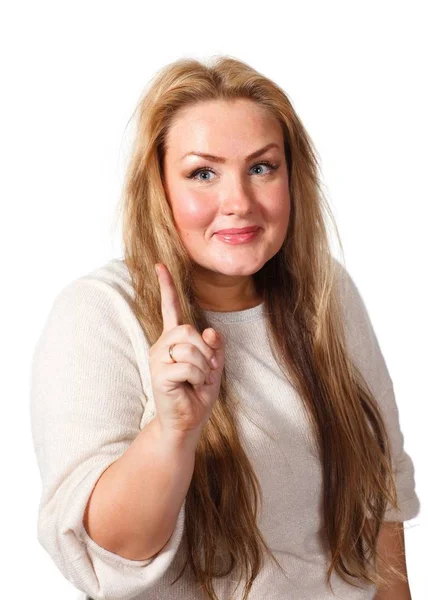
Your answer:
[185,363,194,375]
[182,323,194,336]
[189,344,199,358]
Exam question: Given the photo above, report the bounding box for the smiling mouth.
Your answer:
[214,226,260,235]
[214,228,261,245]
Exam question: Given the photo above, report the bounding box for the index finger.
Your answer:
[155,263,183,331]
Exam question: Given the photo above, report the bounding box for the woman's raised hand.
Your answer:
[148,263,225,441]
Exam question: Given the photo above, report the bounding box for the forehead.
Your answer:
[165,99,283,159]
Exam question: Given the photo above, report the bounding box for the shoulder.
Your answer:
[331,257,393,396]
[47,258,136,322]
[58,257,135,304]
[33,258,145,361]
[332,257,375,345]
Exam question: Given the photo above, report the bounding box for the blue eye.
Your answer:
[187,160,280,182]
[190,168,215,182]
[250,162,277,176]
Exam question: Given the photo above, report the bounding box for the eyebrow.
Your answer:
[180,142,280,163]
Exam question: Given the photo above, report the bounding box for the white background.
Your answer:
[1,1,426,598]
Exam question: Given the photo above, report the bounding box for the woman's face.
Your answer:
[162,98,291,294]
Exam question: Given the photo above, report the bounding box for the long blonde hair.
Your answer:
[118,55,405,599]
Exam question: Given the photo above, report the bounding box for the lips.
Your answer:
[214,226,260,235]
[214,228,261,245]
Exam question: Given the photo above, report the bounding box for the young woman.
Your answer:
[30,55,419,600]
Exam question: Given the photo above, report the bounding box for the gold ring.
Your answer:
[168,344,177,363]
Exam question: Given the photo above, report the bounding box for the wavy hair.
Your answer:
[117,55,406,599]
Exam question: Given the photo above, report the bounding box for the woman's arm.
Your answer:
[83,416,199,560]
[374,522,412,600]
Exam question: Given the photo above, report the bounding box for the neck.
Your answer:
[193,269,261,312]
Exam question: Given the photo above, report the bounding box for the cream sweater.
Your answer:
[30,258,420,600]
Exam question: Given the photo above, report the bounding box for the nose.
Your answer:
[218,173,254,215]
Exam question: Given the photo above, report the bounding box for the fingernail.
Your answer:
[210,355,219,368]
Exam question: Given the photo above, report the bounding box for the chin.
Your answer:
[210,261,266,276]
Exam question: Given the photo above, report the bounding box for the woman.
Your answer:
[30,56,420,600]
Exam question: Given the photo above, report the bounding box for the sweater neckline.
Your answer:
[202,301,265,323]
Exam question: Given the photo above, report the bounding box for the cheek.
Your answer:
[264,182,291,221]
[171,191,214,231]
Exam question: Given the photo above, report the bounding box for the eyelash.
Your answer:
[187,160,280,182]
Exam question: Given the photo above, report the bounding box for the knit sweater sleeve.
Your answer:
[30,277,186,600]
[334,260,420,522]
